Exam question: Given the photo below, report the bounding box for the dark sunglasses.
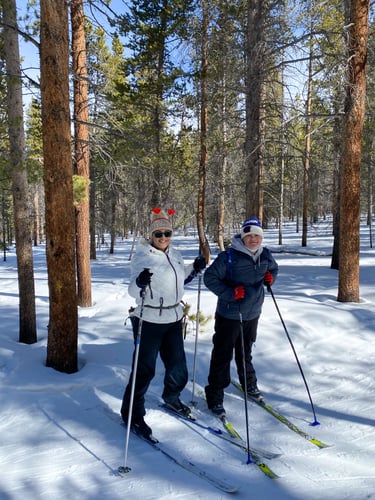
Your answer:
[153,230,172,238]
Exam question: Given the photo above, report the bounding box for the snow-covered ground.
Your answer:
[1,220,374,499]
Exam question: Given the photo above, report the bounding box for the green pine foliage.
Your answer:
[4,0,373,252]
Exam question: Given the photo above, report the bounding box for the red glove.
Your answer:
[234,285,245,301]
[264,271,273,286]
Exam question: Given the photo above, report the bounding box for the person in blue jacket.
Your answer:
[121,208,206,439]
[203,216,278,416]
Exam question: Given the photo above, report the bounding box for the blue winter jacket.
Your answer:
[204,235,278,321]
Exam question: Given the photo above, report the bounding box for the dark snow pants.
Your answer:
[121,318,188,421]
[205,313,259,407]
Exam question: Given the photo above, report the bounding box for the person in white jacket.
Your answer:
[121,208,206,439]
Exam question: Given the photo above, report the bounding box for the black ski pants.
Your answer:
[121,318,188,421]
[205,313,259,406]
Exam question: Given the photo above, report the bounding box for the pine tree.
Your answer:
[71,0,92,307]
[40,0,78,373]
[3,0,37,344]
[337,0,369,302]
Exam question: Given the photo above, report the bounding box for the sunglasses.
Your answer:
[153,231,172,238]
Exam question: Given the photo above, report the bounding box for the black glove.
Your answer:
[193,255,206,273]
[136,268,153,288]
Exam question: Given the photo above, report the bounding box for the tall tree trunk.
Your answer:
[217,109,227,252]
[71,0,92,307]
[110,190,116,254]
[216,1,229,252]
[196,0,210,263]
[150,3,167,208]
[89,163,97,260]
[331,2,348,271]
[302,18,313,247]
[367,151,373,248]
[337,0,369,303]
[3,0,37,344]
[244,0,267,219]
[278,56,285,245]
[32,187,39,245]
[258,82,266,222]
[40,0,78,373]
[330,111,342,270]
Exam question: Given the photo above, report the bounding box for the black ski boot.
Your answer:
[164,399,193,419]
[131,416,156,441]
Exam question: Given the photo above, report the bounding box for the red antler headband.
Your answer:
[151,208,175,215]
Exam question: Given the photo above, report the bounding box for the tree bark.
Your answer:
[3,0,37,344]
[40,0,78,372]
[337,0,369,302]
[244,0,268,220]
[302,18,313,248]
[197,0,210,263]
[71,0,92,307]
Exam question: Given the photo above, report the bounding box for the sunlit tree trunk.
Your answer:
[197,0,210,263]
[71,0,92,306]
[3,0,37,344]
[216,1,229,252]
[89,164,97,260]
[110,190,116,254]
[32,188,39,245]
[244,0,267,220]
[331,2,349,271]
[40,0,78,372]
[337,0,369,302]
[302,14,313,248]
[367,153,373,248]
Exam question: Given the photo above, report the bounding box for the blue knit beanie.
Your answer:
[240,216,263,239]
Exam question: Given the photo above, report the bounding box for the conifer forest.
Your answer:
[0,0,373,367]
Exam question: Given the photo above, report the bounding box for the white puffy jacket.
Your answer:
[128,238,194,324]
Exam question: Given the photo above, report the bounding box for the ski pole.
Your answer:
[239,310,252,464]
[118,283,148,475]
[190,272,202,406]
[267,285,320,426]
